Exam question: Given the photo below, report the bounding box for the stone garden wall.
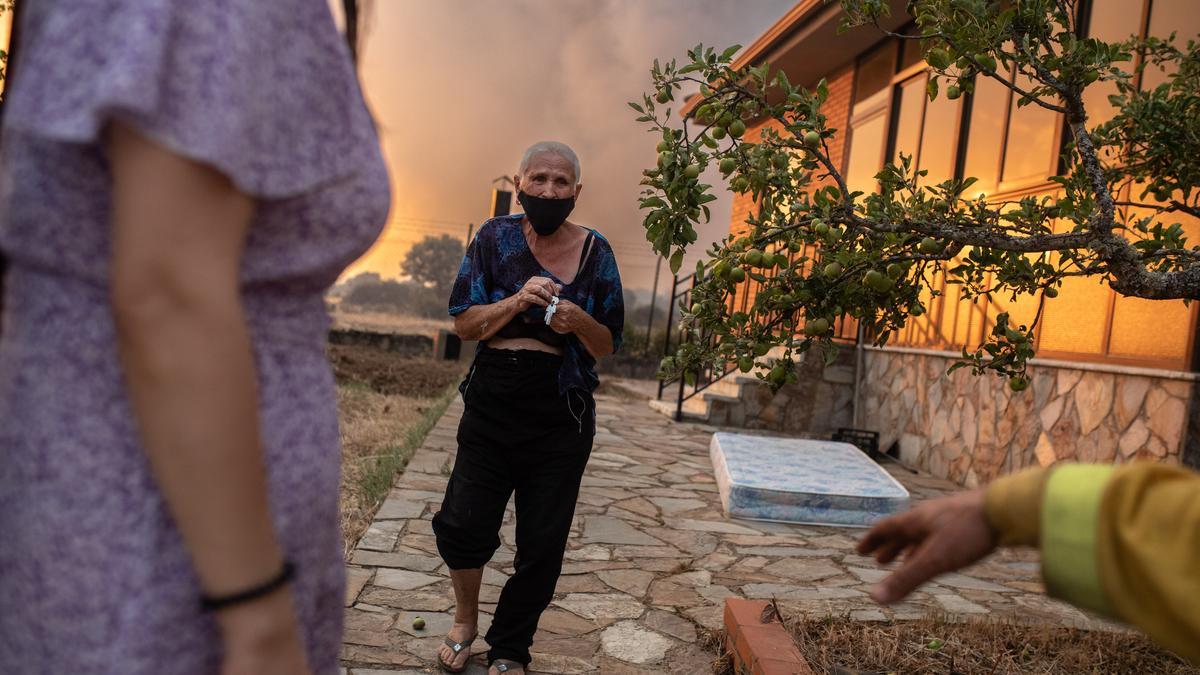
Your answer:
[858,347,1197,487]
[740,348,857,436]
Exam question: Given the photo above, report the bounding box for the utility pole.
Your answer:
[646,255,662,351]
[466,222,474,244]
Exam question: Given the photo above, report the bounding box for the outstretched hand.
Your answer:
[856,489,1000,604]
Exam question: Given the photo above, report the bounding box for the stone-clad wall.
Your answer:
[741,348,857,436]
[858,348,1196,487]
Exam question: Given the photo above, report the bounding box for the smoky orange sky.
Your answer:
[338,0,796,292]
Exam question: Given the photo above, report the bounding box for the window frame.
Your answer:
[838,7,1197,371]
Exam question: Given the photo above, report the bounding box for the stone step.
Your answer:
[648,386,745,426]
[706,374,761,398]
[648,397,707,421]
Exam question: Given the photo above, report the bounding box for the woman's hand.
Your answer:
[513,276,562,312]
[218,590,312,675]
[548,298,584,335]
[856,488,999,604]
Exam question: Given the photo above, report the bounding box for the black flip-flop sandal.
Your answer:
[493,659,524,673]
[437,633,477,673]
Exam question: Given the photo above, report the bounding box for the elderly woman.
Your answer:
[432,141,623,674]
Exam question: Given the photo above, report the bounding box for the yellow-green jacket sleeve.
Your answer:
[986,462,1200,665]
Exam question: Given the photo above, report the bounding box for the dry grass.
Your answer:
[337,383,457,556]
[697,627,734,675]
[788,613,1198,675]
[331,308,453,335]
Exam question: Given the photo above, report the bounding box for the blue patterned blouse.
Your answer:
[448,214,624,395]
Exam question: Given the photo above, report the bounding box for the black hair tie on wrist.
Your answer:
[200,561,295,612]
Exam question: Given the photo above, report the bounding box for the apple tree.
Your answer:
[632,0,1200,391]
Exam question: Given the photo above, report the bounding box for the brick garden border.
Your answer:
[724,598,814,675]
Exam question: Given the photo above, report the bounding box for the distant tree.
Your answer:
[402,234,464,296]
[341,277,449,319]
[635,0,1200,390]
[343,279,413,309]
[333,271,383,297]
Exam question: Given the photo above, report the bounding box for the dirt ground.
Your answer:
[329,343,467,397]
[788,614,1198,674]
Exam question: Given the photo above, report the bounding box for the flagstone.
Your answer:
[341,644,425,667]
[762,558,842,582]
[351,551,441,572]
[581,486,639,500]
[646,497,707,514]
[934,572,1013,592]
[693,552,739,571]
[538,608,603,636]
[847,566,892,583]
[612,545,686,559]
[612,497,660,518]
[642,609,698,642]
[479,566,509,586]
[735,546,836,557]
[530,635,601,659]
[681,604,725,631]
[564,544,612,561]
[528,653,599,674]
[581,515,665,546]
[606,507,661,528]
[663,570,712,588]
[345,567,373,606]
[596,569,656,597]
[555,574,611,594]
[590,451,638,464]
[358,520,403,552]
[742,583,867,600]
[601,621,675,664]
[697,584,738,605]
[646,581,704,607]
[560,560,636,575]
[373,569,441,591]
[935,593,990,614]
[357,588,453,612]
[576,492,615,507]
[675,519,761,535]
[663,644,714,674]
[396,533,439,553]
[374,498,427,520]
[405,519,435,536]
[553,593,646,620]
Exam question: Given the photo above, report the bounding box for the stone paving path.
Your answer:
[340,392,1101,674]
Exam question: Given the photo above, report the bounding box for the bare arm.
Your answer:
[108,123,308,673]
[453,276,560,341]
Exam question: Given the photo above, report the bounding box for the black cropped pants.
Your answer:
[431,348,594,666]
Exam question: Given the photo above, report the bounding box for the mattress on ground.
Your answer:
[710,432,910,527]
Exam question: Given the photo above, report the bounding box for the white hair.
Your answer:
[518,141,582,185]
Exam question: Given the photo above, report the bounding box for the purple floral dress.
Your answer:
[0,2,390,673]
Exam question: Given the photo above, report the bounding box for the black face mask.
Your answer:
[518,191,575,236]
